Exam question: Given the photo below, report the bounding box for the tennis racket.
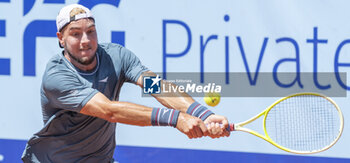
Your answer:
[226,92,344,154]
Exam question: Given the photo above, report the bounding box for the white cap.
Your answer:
[56,4,94,32]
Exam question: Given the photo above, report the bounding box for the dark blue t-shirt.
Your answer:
[22,43,148,163]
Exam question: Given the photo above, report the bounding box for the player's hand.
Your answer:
[176,112,209,139]
[204,114,230,138]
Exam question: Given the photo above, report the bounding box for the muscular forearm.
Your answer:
[151,81,215,123]
[81,92,153,126]
[151,81,195,112]
[107,101,153,126]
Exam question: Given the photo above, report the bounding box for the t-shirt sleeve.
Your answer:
[120,47,149,83]
[42,69,98,112]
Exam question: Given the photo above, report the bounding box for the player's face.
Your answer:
[58,18,98,66]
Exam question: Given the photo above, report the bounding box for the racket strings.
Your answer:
[265,95,340,152]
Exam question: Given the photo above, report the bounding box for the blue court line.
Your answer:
[115,145,350,163]
[1,139,349,163]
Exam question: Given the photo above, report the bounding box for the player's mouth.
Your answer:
[80,47,91,51]
[79,48,93,54]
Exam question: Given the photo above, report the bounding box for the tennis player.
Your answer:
[21,4,229,163]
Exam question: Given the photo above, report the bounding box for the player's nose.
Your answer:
[80,32,90,45]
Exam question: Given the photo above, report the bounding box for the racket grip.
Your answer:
[207,123,234,132]
[226,123,234,132]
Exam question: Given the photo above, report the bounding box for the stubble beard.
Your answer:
[64,43,96,66]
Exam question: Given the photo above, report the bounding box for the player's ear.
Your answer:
[57,32,64,48]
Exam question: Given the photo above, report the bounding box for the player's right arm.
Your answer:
[80,92,208,139]
[42,67,207,139]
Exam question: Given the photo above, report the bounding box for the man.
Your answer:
[22,4,229,163]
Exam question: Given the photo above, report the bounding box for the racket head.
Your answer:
[262,92,344,154]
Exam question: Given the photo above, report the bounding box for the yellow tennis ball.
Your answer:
[204,92,221,107]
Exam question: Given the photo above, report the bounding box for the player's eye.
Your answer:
[87,29,96,35]
[72,32,80,37]
[69,30,81,37]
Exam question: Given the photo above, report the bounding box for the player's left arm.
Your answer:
[119,45,228,137]
[136,71,230,138]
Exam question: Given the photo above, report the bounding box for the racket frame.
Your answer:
[232,92,344,154]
